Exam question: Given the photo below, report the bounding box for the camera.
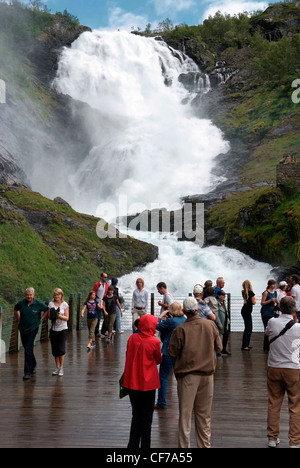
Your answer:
[50,307,60,325]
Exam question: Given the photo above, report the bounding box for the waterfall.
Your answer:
[52,30,273,305]
[53,30,229,216]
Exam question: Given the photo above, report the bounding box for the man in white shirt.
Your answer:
[290,275,300,322]
[265,296,300,448]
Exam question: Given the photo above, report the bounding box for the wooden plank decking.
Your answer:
[0,331,290,449]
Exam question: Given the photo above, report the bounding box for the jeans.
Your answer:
[156,354,174,408]
[20,328,38,375]
[128,389,156,448]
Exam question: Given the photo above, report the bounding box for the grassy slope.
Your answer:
[215,84,300,187]
[206,186,300,266]
[0,185,157,308]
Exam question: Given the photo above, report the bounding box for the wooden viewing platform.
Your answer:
[0,331,290,449]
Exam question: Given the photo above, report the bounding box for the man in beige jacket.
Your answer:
[168,297,222,448]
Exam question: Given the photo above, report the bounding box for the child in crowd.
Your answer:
[81,291,101,350]
[102,285,123,343]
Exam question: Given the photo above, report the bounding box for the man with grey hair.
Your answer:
[266,296,300,448]
[14,288,48,380]
[168,297,222,448]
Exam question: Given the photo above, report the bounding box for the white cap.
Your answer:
[193,284,203,296]
[279,281,288,287]
[183,297,199,312]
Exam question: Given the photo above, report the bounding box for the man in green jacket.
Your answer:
[168,297,222,448]
[14,287,48,380]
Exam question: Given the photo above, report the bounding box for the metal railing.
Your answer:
[0,293,265,354]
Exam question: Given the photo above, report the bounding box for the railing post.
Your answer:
[76,293,82,331]
[40,297,50,342]
[0,306,3,363]
[9,314,19,353]
[68,294,74,332]
[151,293,155,315]
[227,293,231,333]
[0,306,2,343]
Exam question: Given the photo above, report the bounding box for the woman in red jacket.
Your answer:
[123,314,162,448]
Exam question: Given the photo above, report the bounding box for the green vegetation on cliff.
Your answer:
[206,186,300,266]
[0,185,157,308]
[144,0,300,267]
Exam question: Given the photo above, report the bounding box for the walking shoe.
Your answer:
[268,438,280,448]
[58,367,64,377]
[107,338,112,343]
[91,341,96,348]
[87,340,92,349]
[23,373,31,380]
[290,445,300,448]
[52,368,60,376]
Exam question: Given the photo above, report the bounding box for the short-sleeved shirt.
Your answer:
[198,302,214,319]
[160,293,174,315]
[48,301,69,332]
[241,290,255,315]
[15,298,48,335]
[103,295,118,315]
[85,300,100,320]
[291,284,300,311]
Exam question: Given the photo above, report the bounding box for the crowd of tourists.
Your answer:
[13,272,300,449]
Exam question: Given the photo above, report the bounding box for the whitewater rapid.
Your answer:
[118,230,273,298]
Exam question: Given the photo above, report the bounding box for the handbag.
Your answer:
[119,372,129,399]
[269,319,296,345]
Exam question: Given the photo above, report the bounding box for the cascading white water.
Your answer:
[53,30,229,216]
[119,230,273,299]
[51,30,273,317]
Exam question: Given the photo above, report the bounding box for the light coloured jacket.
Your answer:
[168,315,222,378]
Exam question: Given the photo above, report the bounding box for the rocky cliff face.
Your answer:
[0,4,93,191]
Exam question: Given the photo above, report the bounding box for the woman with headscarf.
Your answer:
[123,314,162,448]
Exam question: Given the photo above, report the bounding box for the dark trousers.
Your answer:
[241,312,253,349]
[222,327,229,352]
[20,328,38,375]
[261,313,272,351]
[128,389,156,448]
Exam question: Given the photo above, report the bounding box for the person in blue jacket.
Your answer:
[155,302,186,409]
